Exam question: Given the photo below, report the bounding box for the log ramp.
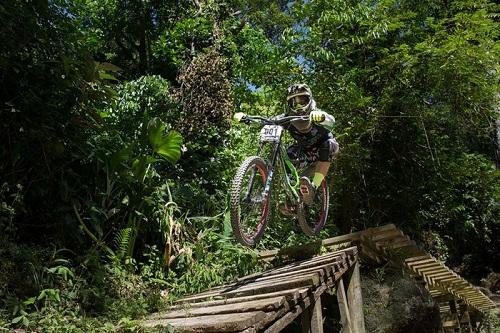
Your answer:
[144,224,496,332]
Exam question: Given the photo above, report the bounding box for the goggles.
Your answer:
[287,94,310,111]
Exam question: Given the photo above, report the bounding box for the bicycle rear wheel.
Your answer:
[297,179,329,236]
[230,156,270,247]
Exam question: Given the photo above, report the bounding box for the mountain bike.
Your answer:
[230,114,329,247]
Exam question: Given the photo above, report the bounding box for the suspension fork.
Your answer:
[243,142,280,201]
[263,142,281,196]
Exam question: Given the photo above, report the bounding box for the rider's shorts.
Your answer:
[318,138,339,162]
[287,137,339,163]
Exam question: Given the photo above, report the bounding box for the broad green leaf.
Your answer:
[147,117,166,147]
[96,62,122,72]
[110,146,132,172]
[23,297,36,305]
[155,131,183,163]
[131,157,148,181]
[98,71,119,81]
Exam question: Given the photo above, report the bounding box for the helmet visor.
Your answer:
[287,94,310,112]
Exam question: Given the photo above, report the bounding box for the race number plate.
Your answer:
[259,125,283,142]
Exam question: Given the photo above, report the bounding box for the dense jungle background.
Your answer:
[1,0,499,331]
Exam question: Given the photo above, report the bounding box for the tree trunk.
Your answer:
[495,118,500,168]
[138,0,150,74]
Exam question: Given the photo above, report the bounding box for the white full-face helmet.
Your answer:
[286,83,314,114]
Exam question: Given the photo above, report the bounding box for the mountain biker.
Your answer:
[234,83,339,207]
[283,83,339,205]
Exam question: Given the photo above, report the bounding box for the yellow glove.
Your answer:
[309,110,325,123]
[233,112,246,123]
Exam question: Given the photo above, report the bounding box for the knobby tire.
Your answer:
[230,156,270,247]
[297,179,329,236]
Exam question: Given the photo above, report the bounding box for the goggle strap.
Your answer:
[287,92,311,100]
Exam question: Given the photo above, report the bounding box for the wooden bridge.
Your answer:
[144,224,497,332]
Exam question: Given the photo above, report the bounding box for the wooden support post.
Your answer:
[458,303,473,333]
[301,307,312,333]
[449,299,462,333]
[337,279,352,333]
[301,296,324,333]
[345,261,366,333]
[310,296,324,333]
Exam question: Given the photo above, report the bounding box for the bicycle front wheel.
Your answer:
[297,179,329,236]
[230,156,271,247]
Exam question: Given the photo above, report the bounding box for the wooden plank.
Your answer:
[408,261,443,270]
[363,225,399,239]
[404,255,433,263]
[405,258,435,266]
[428,272,455,282]
[382,241,419,253]
[263,285,327,333]
[416,269,452,285]
[375,236,410,248]
[179,274,321,304]
[178,250,353,305]
[373,238,411,253]
[169,288,308,311]
[235,262,339,286]
[413,263,450,274]
[442,319,459,328]
[259,224,394,262]
[260,242,354,264]
[449,281,470,288]
[321,230,368,247]
[247,250,351,282]
[152,296,287,319]
[456,288,481,296]
[436,277,462,284]
[251,302,292,332]
[461,296,490,302]
[191,252,339,299]
[369,229,404,242]
[143,311,267,332]
[251,254,347,278]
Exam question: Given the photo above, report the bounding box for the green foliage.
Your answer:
[276,0,500,278]
[154,17,214,67]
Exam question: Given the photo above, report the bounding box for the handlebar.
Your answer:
[239,115,310,126]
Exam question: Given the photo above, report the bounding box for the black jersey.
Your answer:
[285,121,333,148]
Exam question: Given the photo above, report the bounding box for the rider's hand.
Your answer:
[309,110,325,123]
[233,112,246,123]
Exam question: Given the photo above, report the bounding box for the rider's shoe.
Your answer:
[299,176,316,206]
[278,203,296,217]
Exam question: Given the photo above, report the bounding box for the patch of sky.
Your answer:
[246,81,259,92]
[51,0,77,19]
[290,20,313,73]
[238,78,261,92]
[295,54,313,74]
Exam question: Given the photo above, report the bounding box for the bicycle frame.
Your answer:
[240,114,310,207]
[253,130,301,205]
